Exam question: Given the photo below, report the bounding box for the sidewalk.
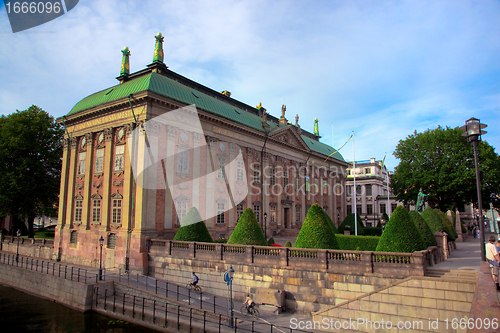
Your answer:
[431,234,482,271]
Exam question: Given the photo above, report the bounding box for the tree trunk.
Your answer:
[27,215,35,238]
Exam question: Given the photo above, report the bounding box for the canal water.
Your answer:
[0,284,157,332]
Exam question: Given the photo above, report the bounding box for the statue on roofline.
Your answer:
[281,104,286,118]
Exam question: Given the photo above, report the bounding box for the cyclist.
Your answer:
[192,272,199,288]
[243,294,255,314]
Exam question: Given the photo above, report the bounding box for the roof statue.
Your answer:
[314,118,319,136]
[221,90,231,97]
[256,102,262,109]
[153,32,164,63]
[120,47,131,76]
[281,104,286,118]
[416,189,429,213]
[295,114,299,126]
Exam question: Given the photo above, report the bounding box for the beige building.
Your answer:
[55,34,349,273]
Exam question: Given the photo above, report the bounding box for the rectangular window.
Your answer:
[237,161,244,182]
[347,185,352,197]
[347,169,351,176]
[295,172,300,191]
[107,234,117,249]
[323,179,328,195]
[218,157,226,179]
[253,164,260,184]
[367,204,373,215]
[70,231,78,244]
[356,185,362,196]
[380,203,386,214]
[177,201,187,223]
[315,179,319,194]
[347,205,352,214]
[270,205,276,223]
[391,203,397,213]
[92,199,101,223]
[270,167,275,186]
[77,152,86,175]
[295,205,301,223]
[177,148,189,174]
[365,167,371,174]
[236,203,244,221]
[253,204,260,224]
[114,146,125,171]
[95,149,104,173]
[283,169,288,188]
[217,203,225,224]
[305,176,310,192]
[357,204,362,215]
[112,199,122,224]
[366,184,372,196]
[74,200,82,222]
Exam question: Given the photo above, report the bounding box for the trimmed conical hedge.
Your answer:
[325,212,338,234]
[227,208,267,246]
[285,241,292,247]
[173,207,213,243]
[438,210,458,240]
[408,211,437,248]
[375,206,426,253]
[294,204,339,249]
[338,213,365,235]
[420,207,455,242]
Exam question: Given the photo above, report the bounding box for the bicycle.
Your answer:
[185,282,202,293]
[241,303,259,319]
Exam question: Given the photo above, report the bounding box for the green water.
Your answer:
[0,284,157,332]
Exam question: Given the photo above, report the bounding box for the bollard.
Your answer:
[176,285,179,301]
[122,293,126,315]
[104,289,107,310]
[132,296,136,318]
[165,302,168,326]
[142,297,145,321]
[152,300,156,324]
[113,291,116,312]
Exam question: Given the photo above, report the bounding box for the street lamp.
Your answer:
[460,117,488,261]
[364,215,368,227]
[98,235,104,280]
[337,213,340,227]
[227,265,235,327]
[381,218,385,232]
[263,212,268,241]
[16,229,21,262]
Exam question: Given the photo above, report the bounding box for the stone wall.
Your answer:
[0,260,94,312]
[1,236,54,260]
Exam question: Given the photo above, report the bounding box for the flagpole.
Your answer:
[353,131,357,236]
[386,152,390,218]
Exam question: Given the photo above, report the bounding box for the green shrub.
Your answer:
[214,238,228,244]
[451,211,457,227]
[227,208,267,246]
[420,207,454,242]
[38,227,48,232]
[267,237,275,245]
[294,204,339,249]
[364,227,382,236]
[338,213,365,235]
[335,234,380,251]
[437,210,457,241]
[376,206,426,253]
[382,212,389,222]
[461,220,467,234]
[325,213,338,234]
[408,211,437,248]
[285,241,292,247]
[173,207,213,243]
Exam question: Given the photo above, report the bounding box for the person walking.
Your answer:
[486,235,500,291]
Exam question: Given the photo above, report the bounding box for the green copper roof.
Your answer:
[68,71,344,161]
[301,135,345,162]
[68,72,279,133]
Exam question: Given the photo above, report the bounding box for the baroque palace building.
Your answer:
[55,33,349,273]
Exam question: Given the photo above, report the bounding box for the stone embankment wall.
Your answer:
[1,236,54,260]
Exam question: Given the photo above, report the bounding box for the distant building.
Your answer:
[346,158,410,227]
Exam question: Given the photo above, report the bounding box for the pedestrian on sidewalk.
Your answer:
[486,235,500,291]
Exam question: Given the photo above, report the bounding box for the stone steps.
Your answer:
[312,276,476,333]
[425,268,478,282]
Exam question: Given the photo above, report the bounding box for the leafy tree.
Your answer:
[227,208,267,246]
[294,204,339,249]
[173,207,213,242]
[408,211,437,247]
[391,126,500,212]
[338,213,365,235]
[0,106,63,238]
[376,206,426,253]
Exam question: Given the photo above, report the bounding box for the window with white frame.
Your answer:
[283,169,289,188]
[295,172,300,191]
[295,205,301,223]
[92,199,101,223]
[253,204,260,224]
[176,200,187,224]
[305,176,310,192]
[177,148,189,174]
[77,152,86,175]
[366,184,372,196]
[218,157,226,179]
[112,199,122,224]
[216,203,225,224]
[323,179,328,195]
[95,149,104,173]
[75,200,82,222]
[237,160,244,182]
[270,205,276,223]
[270,167,275,186]
[236,203,244,222]
[114,146,125,171]
[315,179,319,194]
[253,164,260,183]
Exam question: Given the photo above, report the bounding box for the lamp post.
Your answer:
[460,117,488,261]
[263,212,268,241]
[381,218,385,232]
[337,213,340,227]
[16,229,21,262]
[364,215,368,227]
[227,265,235,327]
[98,236,104,280]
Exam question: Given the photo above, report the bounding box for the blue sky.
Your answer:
[1,0,499,171]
